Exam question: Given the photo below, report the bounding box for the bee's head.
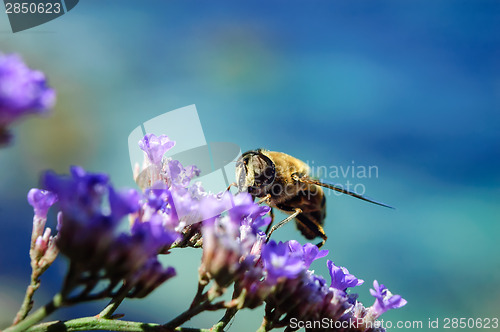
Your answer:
[235,149,276,196]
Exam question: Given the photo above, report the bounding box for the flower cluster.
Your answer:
[19,133,406,331]
[38,166,177,300]
[28,133,221,300]
[0,53,55,145]
[209,231,405,331]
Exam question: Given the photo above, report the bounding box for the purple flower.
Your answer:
[261,269,353,328]
[144,187,170,211]
[135,135,215,236]
[43,166,110,217]
[292,273,330,316]
[109,187,142,220]
[369,280,407,318]
[223,193,271,251]
[0,53,55,144]
[169,185,203,226]
[27,188,58,218]
[139,134,175,165]
[327,260,364,292]
[261,241,305,281]
[27,188,59,266]
[199,215,254,287]
[198,191,234,221]
[288,240,329,268]
[234,265,270,309]
[165,159,200,188]
[136,140,211,231]
[135,151,224,248]
[140,187,182,233]
[130,216,179,254]
[199,189,275,287]
[228,193,270,227]
[42,167,139,260]
[104,216,178,283]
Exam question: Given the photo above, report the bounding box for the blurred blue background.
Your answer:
[1,0,499,331]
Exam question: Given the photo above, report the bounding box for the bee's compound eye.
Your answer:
[252,154,275,187]
[237,167,247,188]
[235,156,251,191]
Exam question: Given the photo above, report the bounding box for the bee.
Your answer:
[235,149,393,247]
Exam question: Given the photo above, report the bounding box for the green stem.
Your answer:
[210,307,238,332]
[12,270,41,325]
[98,297,125,319]
[24,317,210,332]
[5,293,64,332]
[97,284,131,319]
[12,227,52,326]
[164,300,223,330]
[165,283,226,329]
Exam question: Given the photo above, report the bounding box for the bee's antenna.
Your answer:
[294,175,395,209]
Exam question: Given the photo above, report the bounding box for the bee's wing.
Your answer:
[295,176,394,209]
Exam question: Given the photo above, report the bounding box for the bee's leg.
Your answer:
[294,216,328,248]
[256,194,271,204]
[266,208,302,241]
[309,222,327,248]
[265,208,275,235]
[226,182,237,192]
[309,223,327,248]
[315,230,328,248]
